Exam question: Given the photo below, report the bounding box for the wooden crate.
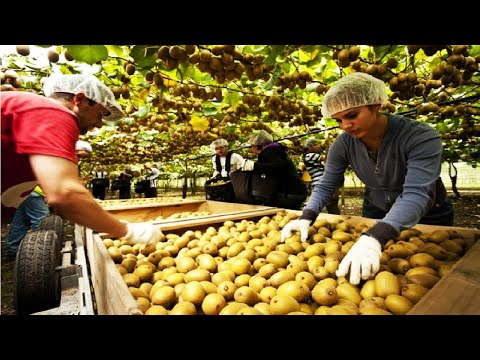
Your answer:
[101,200,279,224]
[98,198,200,211]
[86,208,285,315]
[84,211,480,315]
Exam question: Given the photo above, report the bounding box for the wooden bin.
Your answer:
[85,207,285,315]
[84,212,480,315]
[101,200,279,224]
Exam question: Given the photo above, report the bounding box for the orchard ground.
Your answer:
[1,189,479,315]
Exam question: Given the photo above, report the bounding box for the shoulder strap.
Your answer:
[225,151,233,174]
[215,155,222,173]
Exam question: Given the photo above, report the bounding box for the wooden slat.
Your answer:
[409,238,480,314]
[85,228,142,315]
[104,200,276,223]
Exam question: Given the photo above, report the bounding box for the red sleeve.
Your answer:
[13,108,79,163]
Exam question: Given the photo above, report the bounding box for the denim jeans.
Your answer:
[362,196,454,226]
[6,192,50,257]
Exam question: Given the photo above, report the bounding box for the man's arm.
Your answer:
[30,154,127,238]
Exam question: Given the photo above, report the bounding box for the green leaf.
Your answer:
[264,45,286,65]
[224,126,236,134]
[203,107,218,116]
[298,49,311,63]
[323,118,338,127]
[131,105,151,118]
[66,45,108,65]
[373,46,393,61]
[224,92,240,106]
[436,122,448,134]
[130,45,158,69]
[105,45,126,58]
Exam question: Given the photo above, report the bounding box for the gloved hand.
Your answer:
[241,159,255,171]
[121,221,163,246]
[336,234,382,285]
[280,219,311,243]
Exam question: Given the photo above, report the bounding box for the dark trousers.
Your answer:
[92,186,106,200]
[119,188,131,199]
[362,196,454,226]
[145,187,157,198]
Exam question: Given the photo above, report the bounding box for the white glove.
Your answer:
[336,234,382,285]
[241,160,255,171]
[280,219,311,243]
[121,222,163,246]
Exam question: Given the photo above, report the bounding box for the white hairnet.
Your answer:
[321,72,388,118]
[43,74,123,121]
[247,130,273,146]
[75,140,92,152]
[210,138,228,151]
[304,138,320,149]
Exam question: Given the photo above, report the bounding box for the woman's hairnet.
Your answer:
[321,72,388,118]
[247,130,273,146]
[210,138,229,151]
[43,73,123,121]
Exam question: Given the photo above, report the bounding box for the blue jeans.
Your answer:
[6,192,50,257]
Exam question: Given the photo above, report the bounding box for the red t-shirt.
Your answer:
[1,92,80,219]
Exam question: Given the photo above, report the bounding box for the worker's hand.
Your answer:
[241,160,255,171]
[336,234,382,285]
[281,219,311,243]
[122,222,163,246]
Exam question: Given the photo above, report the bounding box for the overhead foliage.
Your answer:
[1,44,479,177]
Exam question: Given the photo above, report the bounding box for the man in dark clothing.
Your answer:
[240,130,308,210]
[90,164,109,200]
[144,163,160,198]
[117,166,133,199]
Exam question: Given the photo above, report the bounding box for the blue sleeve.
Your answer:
[369,128,443,241]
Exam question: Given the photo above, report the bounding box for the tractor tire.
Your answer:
[14,230,61,315]
[38,215,64,244]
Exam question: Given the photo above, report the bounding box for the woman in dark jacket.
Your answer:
[241,130,308,210]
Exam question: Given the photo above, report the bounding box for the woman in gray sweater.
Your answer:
[281,72,453,285]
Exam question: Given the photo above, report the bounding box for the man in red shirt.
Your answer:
[1,73,163,246]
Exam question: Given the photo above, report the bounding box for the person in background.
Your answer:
[2,73,163,249]
[90,164,109,200]
[210,138,244,179]
[241,130,308,210]
[117,166,134,199]
[144,163,160,198]
[281,72,453,285]
[303,137,340,214]
[5,186,50,259]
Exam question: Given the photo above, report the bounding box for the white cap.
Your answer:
[43,74,123,121]
[75,140,92,152]
[210,138,228,151]
[247,130,273,146]
[321,72,388,118]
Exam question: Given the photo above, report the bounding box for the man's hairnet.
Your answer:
[43,74,123,121]
[210,138,228,151]
[321,72,388,118]
[75,140,92,152]
[304,138,320,149]
[247,130,273,146]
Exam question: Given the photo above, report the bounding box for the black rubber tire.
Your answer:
[37,215,64,244]
[14,230,61,315]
